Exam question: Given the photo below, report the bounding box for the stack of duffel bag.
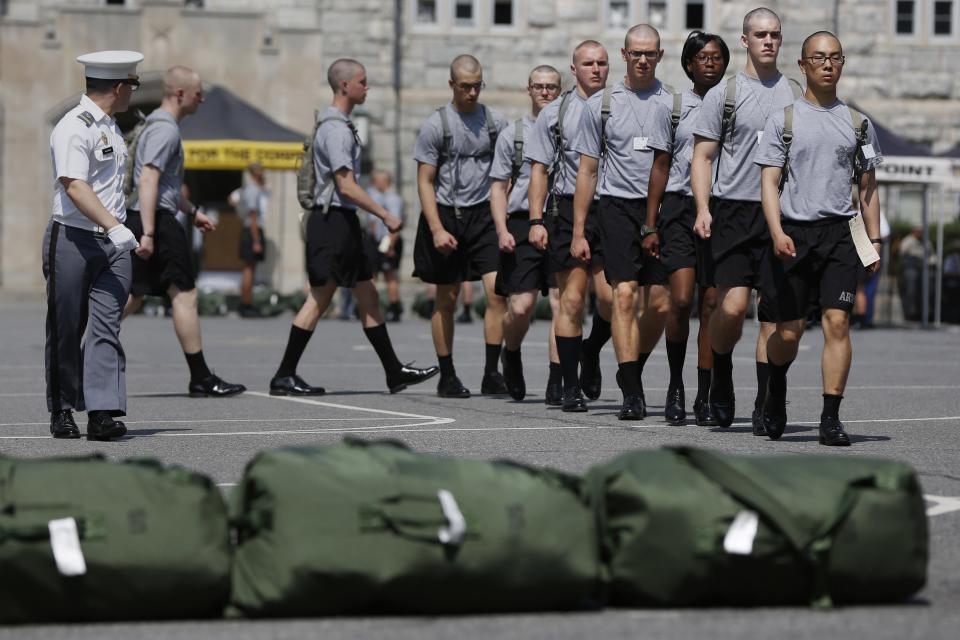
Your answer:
[0,454,231,624]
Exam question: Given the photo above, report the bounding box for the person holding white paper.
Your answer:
[754,31,884,446]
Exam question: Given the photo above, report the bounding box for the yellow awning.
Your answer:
[183,139,304,171]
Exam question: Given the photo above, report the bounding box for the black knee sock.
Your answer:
[755,362,771,408]
[637,351,651,373]
[438,354,456,377]
[618,361,641,396]
[185,350,211,383]
[504,347,522,365]
[822,394,842,420]
[485,343,502,374]
[666,340,686,389]
[556,335,582,391]
[711,349,733,394]
[363,324,402,376]
[584,314,611,354]
[275,326,313,379]
[462,303,472,318]
[696,367,711,403]
[768,360,792,399]
[548,362,562,386]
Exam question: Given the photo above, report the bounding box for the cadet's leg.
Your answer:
[547,287,560,365]
[637,284,669,390]
[433,282,461,357]
[820,309,852,397]
[611,280,641,397]
[694,285,718,422]
[481,271,507,384]
[270,282,336,392]
[503,290,537,351]
[122,294,144,319]
[708,285,750,426]
[664,269,696,424]
[578,266,613,400]
[168,285,202,354]
[754,318,776,417]
[83,247,132,416]
[761,318,805,439]
[555,267,588,397]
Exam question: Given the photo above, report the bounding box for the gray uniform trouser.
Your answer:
[42,220,132,416]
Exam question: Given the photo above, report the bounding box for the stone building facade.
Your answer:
[1,0,958,291]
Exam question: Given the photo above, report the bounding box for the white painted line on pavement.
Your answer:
[925,495,960,517]
[245,390,456,425]
[0,417,414,427]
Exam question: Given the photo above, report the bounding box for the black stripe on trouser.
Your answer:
[47,221,61,412]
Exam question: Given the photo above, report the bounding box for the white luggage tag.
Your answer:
[48,517,87,576]
[723,510,759,556]
[848,213,880,267]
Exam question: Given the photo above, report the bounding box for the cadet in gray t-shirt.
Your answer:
[412,54,510,400]
[312,106,362,210]
[755,31,886,448]
[130,109,183,214]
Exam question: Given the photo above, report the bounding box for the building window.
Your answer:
[685,0,705,29]
[454,0,475,26]
[648,1,667,29]
[105,0,125,5]
[895,0,916,34]
[607,0,633,30]
[415,0,438,24]
[493,0,514,26]
[934,1,954,35]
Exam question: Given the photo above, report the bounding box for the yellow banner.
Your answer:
[183,139,304,170]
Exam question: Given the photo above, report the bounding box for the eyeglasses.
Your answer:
[118,79,140,91]
[456,81,486,92]
[804,54,846,66]
[626,50,660,61]
[530,83,561,92]
[693,54,724,64]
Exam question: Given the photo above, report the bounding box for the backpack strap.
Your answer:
[483,104,499,153]
[849,107,869,185]
[509,118,525,192]
[715,76,738,183]
[547,90,575,216]
[437,106,453,167]
[599,86,613,159]
[76,111,95,127]
[778,104,794,195]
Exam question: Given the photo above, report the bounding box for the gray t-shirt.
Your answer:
[364,187,404,242]
[524,89,589,197]
[414,103,507,207]
[572,80,674,199]
[131,109,183,213]
[240,183,269,228]
[693,72,800,201]
[648,89,702,196]
[313,106,361,210]
[490,115,536,214]
[754,98,883,222]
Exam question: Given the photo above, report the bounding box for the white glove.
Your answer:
[107,224,139,252]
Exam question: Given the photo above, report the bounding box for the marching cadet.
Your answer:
[268,59,438,395]
[44,50,143,440]
[490,65,563,401]
[690,7,802,432]
[571,24,675,420]
[123,66,246,398]
[413,55,509,398]
[755,31,883,445]
[644,31,729,426]
[526,40,613,412]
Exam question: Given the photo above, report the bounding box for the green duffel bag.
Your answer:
[586,446,928,608]
[230,438,601,616]
[0,454,231,624]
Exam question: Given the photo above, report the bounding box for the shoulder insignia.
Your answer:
[76,111,95,127]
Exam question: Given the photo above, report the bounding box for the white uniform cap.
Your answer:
[76,50,144,80]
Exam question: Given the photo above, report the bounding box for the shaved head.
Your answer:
[625,23,661,49]
[163,65,199,96]
[573,40,606,64]
[450,54,482,81]
[327,58,364,91]
[743,7,781,34]
[528,64,561,85]
[802,30,841,57]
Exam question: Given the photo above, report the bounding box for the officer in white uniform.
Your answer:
[44,50,143,441]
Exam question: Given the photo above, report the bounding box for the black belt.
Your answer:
[781,216,851,228]
[440,201,489,215]
[54,220,108,238]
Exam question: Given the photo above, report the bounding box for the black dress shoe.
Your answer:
[752,406,767,436]
[480,370,508,395]
[618,394,646,420]
[437,374,470,398]
[50,410,80,439]
[579,345,602,401]
[500,354,526,401]
[762,393,788,440]
[710,385,735,428]
[189,374,246,398]
[819,416,852,446]
[561,386,588,412]
[86,412,127,441]
[693,398,718,426]
[269,374,326,396]
[545,381,563,406]
[664,386,686,425]
[386,363,440,394]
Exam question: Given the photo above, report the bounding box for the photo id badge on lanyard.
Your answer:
[633,136,649,151]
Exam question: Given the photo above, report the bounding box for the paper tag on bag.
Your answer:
[378,235,392,253]
[723,510,759,556]
[633,136,649,151]
[48,518,87,576]
[861,144,877,160]
[848,214,880,267]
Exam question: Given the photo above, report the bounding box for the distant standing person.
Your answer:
[238,161,269,318]
[364,169,405,322]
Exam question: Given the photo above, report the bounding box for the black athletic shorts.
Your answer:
[709,197,772,289]
[496,212,552,296]
[239,227,267,263]
[658,192,715,288]
[769,217,860,322]
[364,235,404,274]
[598,195,665,285]
[126,209,195,297]
[548,195,603,274]
[412,202,499,284]
[305,205,372,288]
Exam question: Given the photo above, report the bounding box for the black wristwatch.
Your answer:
[529,218,546,226]
[640,224,658,238]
